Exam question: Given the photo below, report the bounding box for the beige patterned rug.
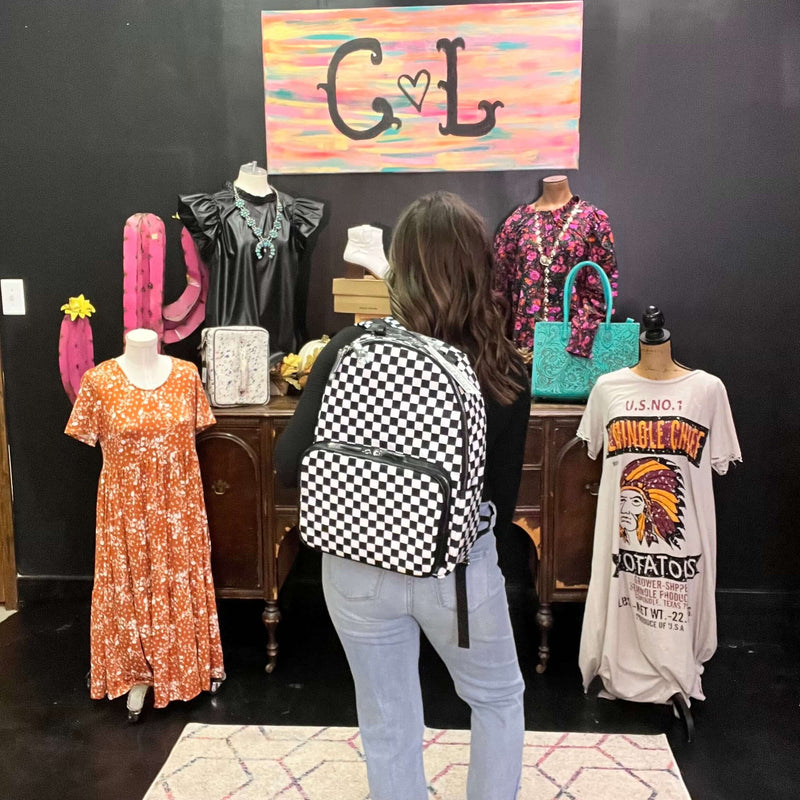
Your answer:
[143,724,691,799]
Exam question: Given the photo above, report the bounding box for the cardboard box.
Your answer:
[332,278,389,298]
[333,295,391,315]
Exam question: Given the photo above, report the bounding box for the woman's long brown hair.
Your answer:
[387,191,525,405]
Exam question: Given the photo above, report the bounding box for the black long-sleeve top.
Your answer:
[274,326,530,538]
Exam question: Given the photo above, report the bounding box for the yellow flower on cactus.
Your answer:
[60,294,96,321]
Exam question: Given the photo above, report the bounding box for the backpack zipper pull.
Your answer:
[331,344,352,373]
[351,340,373,368]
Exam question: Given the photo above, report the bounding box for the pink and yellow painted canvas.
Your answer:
[262,2,583,173]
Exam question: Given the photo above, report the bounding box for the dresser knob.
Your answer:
[584,482,599,497]
[211,479,231,496]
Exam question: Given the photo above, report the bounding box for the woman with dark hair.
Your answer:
[276,191,529,799]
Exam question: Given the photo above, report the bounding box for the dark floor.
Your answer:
[1,556,798,800]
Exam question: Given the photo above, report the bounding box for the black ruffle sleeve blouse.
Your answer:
[178,186,324,354]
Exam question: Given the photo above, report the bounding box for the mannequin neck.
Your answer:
[534,175,573,211]
[234,164,272,197]
[631,341,691,380]
[122,329,160,365]
[116,329,172,389]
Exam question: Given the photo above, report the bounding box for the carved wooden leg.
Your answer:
[535,602,553,674]
[262,601,281,674]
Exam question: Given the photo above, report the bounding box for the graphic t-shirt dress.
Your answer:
[577,368,741,704]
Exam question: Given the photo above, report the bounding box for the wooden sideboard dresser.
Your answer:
[197,397,600,673]
[196,397,299,674]
[511,405,602,673]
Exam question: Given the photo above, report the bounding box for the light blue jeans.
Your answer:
[322,508,525,800]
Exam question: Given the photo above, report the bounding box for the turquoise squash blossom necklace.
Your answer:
[230,182,284,260]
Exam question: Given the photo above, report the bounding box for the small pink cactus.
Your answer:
[59,296,96,404]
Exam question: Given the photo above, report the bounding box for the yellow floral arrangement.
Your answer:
[271,335,330,394]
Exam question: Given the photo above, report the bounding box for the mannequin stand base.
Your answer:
[670,692,695,742]
[126,683,150,724]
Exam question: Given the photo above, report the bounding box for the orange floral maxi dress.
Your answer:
[66,357,225,708]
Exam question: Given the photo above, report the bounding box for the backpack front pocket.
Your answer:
[300,441,451,577]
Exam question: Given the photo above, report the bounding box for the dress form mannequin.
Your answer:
[630,306,691,380]
[494,174,617,355]
[179,166,324,353]
[115,329,172,390]
[533,174,574,211]
[113,327,172,718]
[71,332,226,723]
[233,161,272,197]
[633,306,696,738]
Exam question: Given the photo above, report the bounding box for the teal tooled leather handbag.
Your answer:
[531,260,639,402]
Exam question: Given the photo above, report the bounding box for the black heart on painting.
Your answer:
[397,69,431,112]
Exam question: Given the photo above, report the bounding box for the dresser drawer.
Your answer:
[551,423,601,590]
[198,426,263,592]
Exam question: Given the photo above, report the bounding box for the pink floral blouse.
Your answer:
[493,197,618,357]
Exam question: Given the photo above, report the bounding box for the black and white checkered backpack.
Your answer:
[299,318,487,643]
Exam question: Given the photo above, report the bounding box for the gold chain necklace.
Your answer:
[532,202,582,319]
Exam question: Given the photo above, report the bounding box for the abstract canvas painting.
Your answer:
[262,2,583,173]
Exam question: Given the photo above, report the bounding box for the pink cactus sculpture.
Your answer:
[123,214,208,347]
[163,227,209,343]
[122,213,165,346]
[59,295,96,404]
[61,215,208,403]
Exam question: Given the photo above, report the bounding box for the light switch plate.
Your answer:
[1,279,26,315]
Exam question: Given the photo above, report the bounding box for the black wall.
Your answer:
[1,1,798,591]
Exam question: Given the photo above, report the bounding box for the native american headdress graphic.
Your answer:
[618,458,685,548]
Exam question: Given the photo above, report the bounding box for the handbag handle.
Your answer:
[561,260,613,334]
